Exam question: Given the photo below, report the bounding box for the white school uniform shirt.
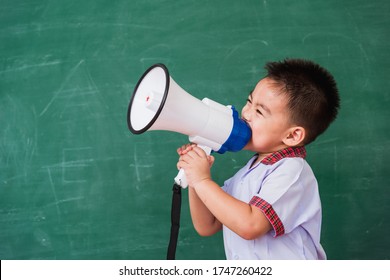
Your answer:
[222,146,326,260]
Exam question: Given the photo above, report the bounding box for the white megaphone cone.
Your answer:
[127,64,251,188]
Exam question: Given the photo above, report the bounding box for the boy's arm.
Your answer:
[178,146,272,240]
[188,186,222,236]
[192,178,271,240]
[178,144,222,236]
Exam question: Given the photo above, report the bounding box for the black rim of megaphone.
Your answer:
[127,63,169,134]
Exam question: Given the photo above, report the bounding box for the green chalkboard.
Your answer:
[1,0,389,260]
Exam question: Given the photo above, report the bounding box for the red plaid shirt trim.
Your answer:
[250,196,285,237]
[260,146,306,165]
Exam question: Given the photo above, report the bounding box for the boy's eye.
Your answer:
[256,109,263,115]
[246,98,252,104]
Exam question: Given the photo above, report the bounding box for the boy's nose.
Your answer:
[241,107,251,122]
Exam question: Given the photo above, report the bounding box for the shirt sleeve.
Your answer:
[249,196,285,237]
[249,158,320,237]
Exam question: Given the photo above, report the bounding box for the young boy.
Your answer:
[177,58,340,260]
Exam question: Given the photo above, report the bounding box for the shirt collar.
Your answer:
[260,146,307,165]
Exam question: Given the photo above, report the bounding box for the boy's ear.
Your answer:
[283,126,306,146]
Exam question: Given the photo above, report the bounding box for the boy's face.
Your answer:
[242,77,293,154]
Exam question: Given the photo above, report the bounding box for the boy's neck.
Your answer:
[255,144,291,164]
[257,152,273,162]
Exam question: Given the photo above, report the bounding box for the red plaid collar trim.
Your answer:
[260,146,306,165]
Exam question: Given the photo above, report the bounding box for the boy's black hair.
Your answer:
[265,58,340,144]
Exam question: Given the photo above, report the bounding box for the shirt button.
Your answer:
[234,255,239,260]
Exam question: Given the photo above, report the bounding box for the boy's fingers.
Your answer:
[177,143,196,155]
[192,146,207,157]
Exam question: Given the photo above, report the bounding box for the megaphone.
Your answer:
[127,63,251,187]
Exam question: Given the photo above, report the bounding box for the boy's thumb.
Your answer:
[208,155,215,166]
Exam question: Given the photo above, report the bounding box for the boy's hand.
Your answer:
[177,144,215,188]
